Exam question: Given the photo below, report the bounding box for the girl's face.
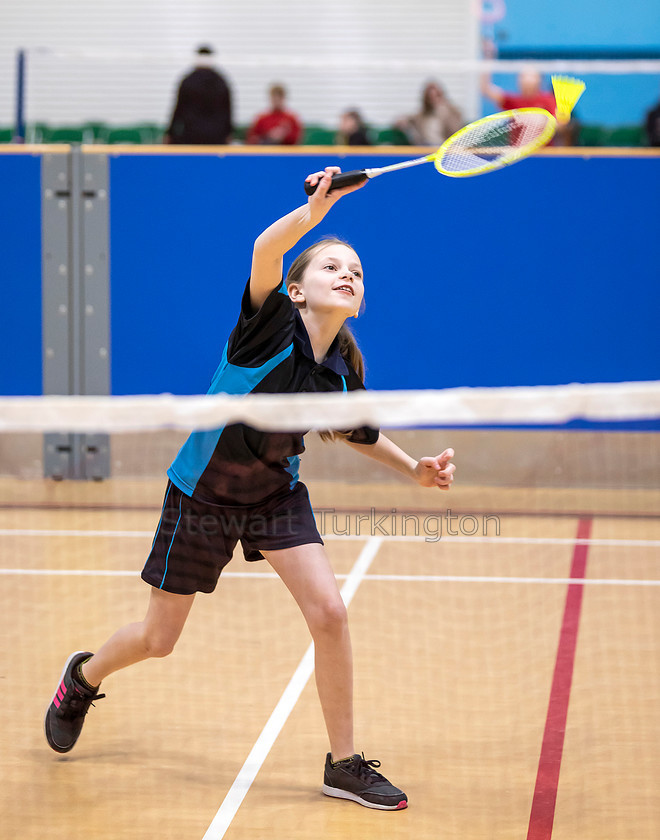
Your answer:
[292,244,364,318]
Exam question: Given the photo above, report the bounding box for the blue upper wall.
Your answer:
[0,153,42,396]
[107,151,660,395]
[500,0,660,48]
[490,0,660,125]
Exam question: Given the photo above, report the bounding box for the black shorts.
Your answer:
[141,480,323,595]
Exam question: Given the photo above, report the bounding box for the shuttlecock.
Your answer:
[552,76,586,124]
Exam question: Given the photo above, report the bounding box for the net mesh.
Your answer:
[436,110,555,175]
[2,383,660,839]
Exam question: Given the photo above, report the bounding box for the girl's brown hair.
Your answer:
[286,238,365,441]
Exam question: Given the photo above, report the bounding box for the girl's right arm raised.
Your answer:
[249,166,365,311]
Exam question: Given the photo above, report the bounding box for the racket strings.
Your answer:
[437,111,554,175]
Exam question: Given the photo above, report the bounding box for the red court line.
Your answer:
[527,517,592,840]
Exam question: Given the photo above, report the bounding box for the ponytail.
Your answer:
[336,322,364,383]
[319,322,365,442]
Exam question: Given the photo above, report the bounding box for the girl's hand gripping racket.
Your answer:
[304,75,585,195]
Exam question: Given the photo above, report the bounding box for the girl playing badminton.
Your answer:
[45,166,455,811]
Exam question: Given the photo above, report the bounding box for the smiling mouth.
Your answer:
[334,285,354,296]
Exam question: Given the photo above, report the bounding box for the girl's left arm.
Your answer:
[344,434,455,490]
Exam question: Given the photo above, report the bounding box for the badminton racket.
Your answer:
[304,75,585,194]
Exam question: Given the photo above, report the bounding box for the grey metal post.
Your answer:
[41,148,111,480]
[79,150,111,479]
[42,150,76,479]
[68,146,85,478]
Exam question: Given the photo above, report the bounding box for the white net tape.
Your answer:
[1,381,659,433]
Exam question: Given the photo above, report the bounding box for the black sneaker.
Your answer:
[322,753,408,810]
[44,651,105,753]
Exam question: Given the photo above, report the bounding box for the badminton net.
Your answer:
[1,381,659,839]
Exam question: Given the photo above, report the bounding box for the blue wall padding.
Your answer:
[501,0,660,49]
[1,151,658,397]
[107,152,660,395]
[0,153,42,395]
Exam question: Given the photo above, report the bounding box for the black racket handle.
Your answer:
[304,170,368,195]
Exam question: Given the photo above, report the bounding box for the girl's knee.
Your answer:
[309,597,349,636]
[142,629,178,658]
[141,591,193,658]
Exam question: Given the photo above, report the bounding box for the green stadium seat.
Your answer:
[28,123,49,142]
[303,126,336,145]
[604,126,645,147]
[42,126,87,143]
[0,127,14,143]
[376,127,409,145]
[83,122,109,142]
[578,125,608,147]
[102,127,143,144]
[134,123,164,143]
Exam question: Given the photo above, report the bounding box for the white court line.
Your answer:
[201,536,383,840]
[365,574,660,586]
[0,569,279,578]
[1,528,659,548]
[1,568,659,586]
[0,528,154,537]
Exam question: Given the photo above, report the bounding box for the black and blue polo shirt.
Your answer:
[168,280,379,505]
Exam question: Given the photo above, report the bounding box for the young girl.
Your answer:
[45,166,455,811]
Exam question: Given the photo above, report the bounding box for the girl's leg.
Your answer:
[263,543,354,761]
[45,587,195,754]
[82,587,196,686]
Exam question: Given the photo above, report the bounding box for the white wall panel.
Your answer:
[0,1,479,130]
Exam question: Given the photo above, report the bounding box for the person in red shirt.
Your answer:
[247,83,302,145]
[480,42,570,144]
[481,67,556,114]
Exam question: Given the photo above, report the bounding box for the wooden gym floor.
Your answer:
[1,477,659,840]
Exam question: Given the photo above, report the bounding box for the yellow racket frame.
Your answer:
[431,108,558,178]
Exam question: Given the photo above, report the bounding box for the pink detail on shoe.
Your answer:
[53,681,67,708]
[396,800,408,810]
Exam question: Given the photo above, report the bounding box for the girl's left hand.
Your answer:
[414,448,455,490]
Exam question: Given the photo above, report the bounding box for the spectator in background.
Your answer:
[336,110,371,145]
[645,93,660,146]
[481,67,556,114]
[480,39,554,115]
[247,84,302,145]
[480,40,575,144]
[553,110,581,147]
[480,60,580,145]
[165,46,232,144]
[397,81,464,146]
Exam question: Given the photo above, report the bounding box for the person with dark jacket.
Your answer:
[336,110,372,146]
[645,96,660,147]
[165,46,232,145]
